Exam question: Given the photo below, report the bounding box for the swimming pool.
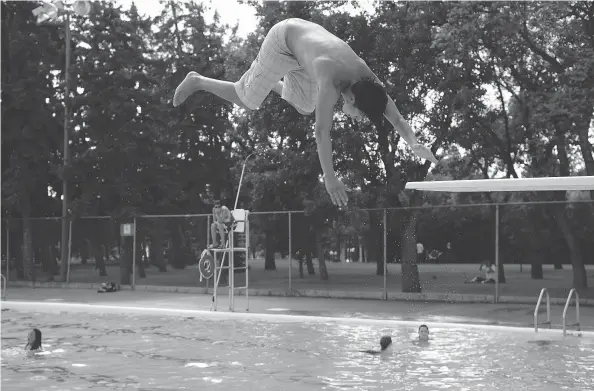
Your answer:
[2,302,593,391]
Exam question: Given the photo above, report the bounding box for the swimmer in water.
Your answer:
[25,328,42,351]
[360,336,392,355]
[418,324,429,342]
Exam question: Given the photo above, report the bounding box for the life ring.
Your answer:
[199,250,214,280]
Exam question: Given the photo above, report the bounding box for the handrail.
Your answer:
[562,289,580,336]
[534,288,551,332]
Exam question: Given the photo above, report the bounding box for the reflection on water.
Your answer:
[1,308,593,391]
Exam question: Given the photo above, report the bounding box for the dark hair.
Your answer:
[379,335,392,351]
[419,324,429,332]
[30,329,42,350]
[351,78,388,130]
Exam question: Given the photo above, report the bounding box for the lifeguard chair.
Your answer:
[211,208,249,312]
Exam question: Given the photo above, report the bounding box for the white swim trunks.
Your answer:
[234,19,318,114]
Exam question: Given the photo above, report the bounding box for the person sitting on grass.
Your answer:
[210,199,233,249]
[468,261,496,284]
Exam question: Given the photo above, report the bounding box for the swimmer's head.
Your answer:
[346,78,388,129]
[379,335,392,351]
[26,328,42,350]
[418,324,429,341]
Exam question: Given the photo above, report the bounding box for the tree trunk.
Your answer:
[136,238,146,278]
[120,236,131,285]
[553,123,588,289]
[365,213,383,275]
[92,245,108,276]
[169,225,186,269]
[497,262,506,283]
[151,234,167,272]
[305,250,315,275]
[22,218,35,283]
[264,218,276,270]
[553,203,587,289]
[531,262,543,279]
[305,228,315,275]
[576,108,594,179]
[401,210,421,292]
[315,230,328,280]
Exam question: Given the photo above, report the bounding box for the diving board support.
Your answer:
[212,209,250,312]
[534,288,551,332]
[562,288,580,336]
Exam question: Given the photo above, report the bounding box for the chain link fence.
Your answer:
[3,200,593,301]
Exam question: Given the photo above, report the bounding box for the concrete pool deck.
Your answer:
[2,286,592,332]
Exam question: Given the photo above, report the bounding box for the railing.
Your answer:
[562,288,580,336]
[534,288,551,332]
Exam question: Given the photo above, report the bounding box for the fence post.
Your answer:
[207,215,211,248]
[132,217,137,290]
[288,211,292,292]
[5,220,9,284]
[383,208,387,300]
[66,220,73,283]
[494,204,500,304]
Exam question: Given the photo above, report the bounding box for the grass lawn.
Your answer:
[43,257,594,299]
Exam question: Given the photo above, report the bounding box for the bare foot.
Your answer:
[173,71,202,107]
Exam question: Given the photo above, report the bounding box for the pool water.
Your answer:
[1,304,593,391]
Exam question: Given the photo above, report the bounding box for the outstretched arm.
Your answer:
[383,97,418,145]
[367,73,416,143]
[314,84,340,180]
[315,82,348,207]
[384,95,438,164]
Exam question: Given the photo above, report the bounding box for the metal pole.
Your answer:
[230,231,234,311]
[234,152,256,210]
[495,204,500,304]
[6,220,10,284]
[383,209,387,300]
[207,215,211,247]
[246,214,250,311]
[288,211,292,292]
[206,214,211,293]
[132,218,137,290]
[59,13,71,282]
[66,219,72,283]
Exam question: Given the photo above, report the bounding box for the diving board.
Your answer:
[405,176,594,192]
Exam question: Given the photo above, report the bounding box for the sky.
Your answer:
[120,0,259,37]
[119,0,378,38]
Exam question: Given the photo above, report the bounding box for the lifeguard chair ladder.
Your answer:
[212,209,249,312]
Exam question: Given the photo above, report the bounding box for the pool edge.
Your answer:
[5,280,592,307]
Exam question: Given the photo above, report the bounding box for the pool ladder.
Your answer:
[562,289,580,336]
[533,288,580,335]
